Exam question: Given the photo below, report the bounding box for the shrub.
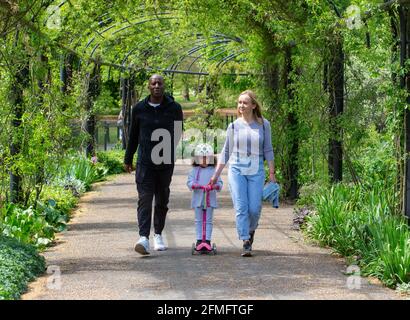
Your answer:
[40,185,77,216]
[304,182,410,288]
[63,155,108,190]
[358,216,410,287]
[296,182,326,208]
[0,187,77,255]
[96,150,125,175]
[0,235,45,300]
[0,204,55,248]
[53,176,86,197]
[36,200,69,233]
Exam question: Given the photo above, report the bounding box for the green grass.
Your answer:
[0,235,45,300]
[303,183,410,288]
[358,216,410,287]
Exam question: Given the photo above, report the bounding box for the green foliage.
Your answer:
[304,183,410,288]
[0,152,112,251]
[36,200,70,233]
[40,185,78,216]
[0,149,115,299]
[0,204,55,249]
[220,75,254,92]
[358,216,410,287]
[52,176,87,198]
[93,85,120,115]
[350,128,397,189]
[96,149,126,175]
[1,0,410,295]
[63,155,108,191]
[0,150,112,249]
[0,235,45,300]
[296,182,326,208]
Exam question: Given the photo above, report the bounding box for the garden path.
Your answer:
[22,164,402,300]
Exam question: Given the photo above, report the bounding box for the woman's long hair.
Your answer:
[237,90,263,124]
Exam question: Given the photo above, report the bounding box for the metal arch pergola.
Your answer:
[45,1,250,77]
[40,0,410,218]
[43,1,252,156]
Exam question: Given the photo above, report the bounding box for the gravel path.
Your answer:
[22,164,402,300]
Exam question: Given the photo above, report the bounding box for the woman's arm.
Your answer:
[210,163,226,185]
[215,175,223,191]
[268,160,276,183]
[263,119,276,183]
[263,119,274,162]
[209,123,233,184]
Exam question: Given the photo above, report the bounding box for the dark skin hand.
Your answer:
[124,164,135,173]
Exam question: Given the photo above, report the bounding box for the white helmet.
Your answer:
[194,143,214,157]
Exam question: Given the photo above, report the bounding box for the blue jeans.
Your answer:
[194,207,214,240]
[228,158,265,240]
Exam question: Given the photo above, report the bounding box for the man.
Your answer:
[124,74,183,255]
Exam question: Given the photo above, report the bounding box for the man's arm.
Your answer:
[124,106,139,172]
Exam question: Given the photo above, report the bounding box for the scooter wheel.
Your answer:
[212,243,217,255]
[191,243,196,255]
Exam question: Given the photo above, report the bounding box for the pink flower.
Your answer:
[91,156,98,164]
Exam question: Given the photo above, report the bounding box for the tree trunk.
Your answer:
[32,53,51,208]
[399,5,410,220]
[60,53,75,94]
[183,83,190,101]
[328,34,344,183]
[9,61,29,204]
[121,75,136,149]
[284,46,299,200]
[388,3,404,214]
[85,63,101,157]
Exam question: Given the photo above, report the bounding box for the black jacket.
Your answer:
[124,95,183,170]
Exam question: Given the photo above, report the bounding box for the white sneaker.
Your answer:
[153,234,167,251]
[134,236,150,255]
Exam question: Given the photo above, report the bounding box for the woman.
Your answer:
[209,90,276,257]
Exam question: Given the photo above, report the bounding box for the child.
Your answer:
[187,143,223,251]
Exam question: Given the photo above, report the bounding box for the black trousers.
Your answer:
[136,164,174,237]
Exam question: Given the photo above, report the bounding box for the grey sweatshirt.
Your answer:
[219,118,274,165]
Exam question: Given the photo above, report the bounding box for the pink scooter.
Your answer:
[191,185,217,255]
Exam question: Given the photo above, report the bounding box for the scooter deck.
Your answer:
[191,242,217,255]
